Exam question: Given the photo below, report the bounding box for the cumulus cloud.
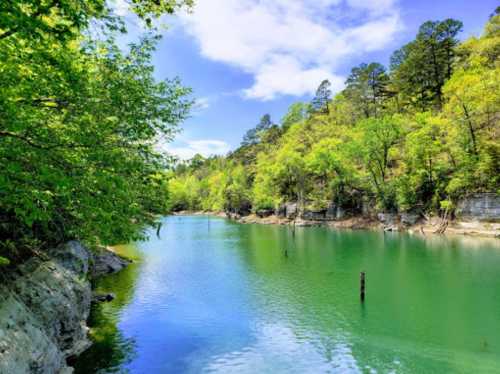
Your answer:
[180,0,401,100]
[165,139,231,159]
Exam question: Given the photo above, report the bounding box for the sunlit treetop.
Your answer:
[0,0,194,41]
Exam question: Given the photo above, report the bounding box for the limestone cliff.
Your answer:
[0,241,129,373]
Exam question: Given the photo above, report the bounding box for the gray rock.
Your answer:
[284,202,298,219]
[0,241,94,374]
[456,193,500,221]
[325,203,337,220]
[49,241,90,275]
[90,246,131,278]
[275,204,286,218]
[0,288,68,374]
[377,212,398,225]
[301,209,326,221]
[92,292,116,303]
[336,206,346,220]
[256,209,274,218]
[400,212,421,226]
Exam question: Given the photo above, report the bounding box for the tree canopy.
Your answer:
[168,12,499,219]
[0,0,193,262]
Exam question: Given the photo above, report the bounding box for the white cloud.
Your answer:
[165,139,231,159]
[191,97,212,115]
[180,0,401,100]
[195,97,211,110]
[110,0,130,17]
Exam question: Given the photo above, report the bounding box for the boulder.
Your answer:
[90,246,131,278]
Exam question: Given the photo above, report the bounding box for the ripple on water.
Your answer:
[75,216,500,373]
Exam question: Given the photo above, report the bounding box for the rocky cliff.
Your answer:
[456,193,500,221]
[0,241,129,373]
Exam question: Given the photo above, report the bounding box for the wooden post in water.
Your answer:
[360,271,366,302]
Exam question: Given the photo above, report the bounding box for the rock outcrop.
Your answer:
[456,193,500,221]
[0,241,129,374]
[90,246,130,278]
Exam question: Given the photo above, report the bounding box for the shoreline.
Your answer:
[173,211,500,239]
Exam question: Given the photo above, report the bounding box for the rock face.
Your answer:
[0,241,129,374]
[302,209,327,221]
[456,193,500,221]
[256,209,274,218]
[0,241,91,374]
[400,212,421,226]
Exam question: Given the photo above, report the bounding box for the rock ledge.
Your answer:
[0,241,129,373]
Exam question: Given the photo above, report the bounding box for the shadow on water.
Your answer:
[73,244,142,374]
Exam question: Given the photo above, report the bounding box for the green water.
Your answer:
[75,216,500,373]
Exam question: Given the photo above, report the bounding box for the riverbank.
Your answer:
[0,242,130,373]
[174,211,500,239]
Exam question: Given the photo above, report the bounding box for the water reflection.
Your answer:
[75,217,500,373]
[74,245,142,374]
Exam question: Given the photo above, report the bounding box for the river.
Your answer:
[75,215,500,373]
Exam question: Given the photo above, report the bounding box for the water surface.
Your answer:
[75,216,500,373]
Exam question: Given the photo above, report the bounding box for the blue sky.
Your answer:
[116,0,497,159]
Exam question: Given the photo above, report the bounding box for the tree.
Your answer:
[281,102,310,131]
[311,79,332,114]
[0,1,193,260]
[441,12,500,197]
[0,0,194,41]
[398,114,450,210]
[344,62,390,118]
[357,116,403,210]
[391,19,463,110]
[241,114,273,146]
[167,14,499,221]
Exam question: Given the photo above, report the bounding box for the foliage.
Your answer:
[344,62,390,118]
[0,1,192,256]
[391,19,463,110]
[170,13,498,218]
[311,79,332,114]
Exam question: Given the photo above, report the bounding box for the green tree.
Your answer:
[357,116,403,210]
[391,19,463,110]
[311,79,332,114]
[281,102,310,131]
[0,1,192,258]
[344,62,390,118]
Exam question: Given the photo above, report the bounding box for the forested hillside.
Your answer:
[0,0,193,264]
[169,11,499,218]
